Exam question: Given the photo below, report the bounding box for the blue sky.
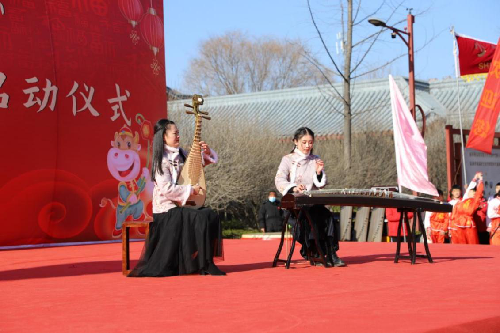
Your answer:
[164,0,500,93]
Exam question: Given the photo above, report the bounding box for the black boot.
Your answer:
[200,262,226,276]
[330,249,346,267]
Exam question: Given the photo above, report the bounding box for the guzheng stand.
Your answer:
[394,208,433,264]
[274,190,452,268]
[273,208,329,268]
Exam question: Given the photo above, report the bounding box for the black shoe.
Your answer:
[200,262,226,276]
[314,260,332,267]
[330,252,346,267]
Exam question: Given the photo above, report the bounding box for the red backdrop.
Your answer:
[0,0,166,246]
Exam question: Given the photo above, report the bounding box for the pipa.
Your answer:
[177,94,210,208]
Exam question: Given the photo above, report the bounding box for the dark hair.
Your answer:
[496,182,500,187]
[269,190,277,195]
[495,191,500,198]
[437,189,443,196]
[151,119,185,182]
[290,127,315,153]
[450,184,461,192]
[470,186,477,192]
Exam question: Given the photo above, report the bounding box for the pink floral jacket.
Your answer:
[275,149,326,196]
[153,144,218,213]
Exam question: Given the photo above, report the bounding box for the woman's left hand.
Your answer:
[200,141,210,154]
[316,159,324,175]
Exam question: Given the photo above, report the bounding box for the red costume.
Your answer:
[386,208,413,237]
[491,218,500,245]
[474,197,488,232]
[429,212,449,243]
[487,197,500,246]
[450,181,484,244]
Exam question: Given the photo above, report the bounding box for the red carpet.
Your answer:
[1,240,500,332]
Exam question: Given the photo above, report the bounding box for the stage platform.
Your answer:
[1,239,500,332]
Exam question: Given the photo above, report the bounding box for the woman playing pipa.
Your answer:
[128,115,225,277]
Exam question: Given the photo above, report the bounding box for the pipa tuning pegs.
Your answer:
[202,116,211,120]
[186,111,195,115]
[184,103,194,109]
[199,110,209,115]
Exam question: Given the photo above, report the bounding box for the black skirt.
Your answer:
[289,205,339,253]
[128,207,223,277]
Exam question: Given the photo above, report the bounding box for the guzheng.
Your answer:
[275,188,451,268]
[281,189,452,213]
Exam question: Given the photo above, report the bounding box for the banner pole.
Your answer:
[451,27,468,185]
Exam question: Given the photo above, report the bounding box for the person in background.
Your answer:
[449,184,462,205]
[423,189,449,244]
[474,190,489,245]
[258,191,283,232]
[487,183,500,202]
[447,184,462,243]
[485,182,500,239]
[450,172,484,244]
[487,192,500,245]
[386,206,413,242]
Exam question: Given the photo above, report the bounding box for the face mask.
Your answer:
[269,197,276,203]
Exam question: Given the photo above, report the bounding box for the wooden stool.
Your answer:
[122,221,152,275]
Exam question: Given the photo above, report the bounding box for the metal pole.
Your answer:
[407,13,416,120]
[451,27,468,184]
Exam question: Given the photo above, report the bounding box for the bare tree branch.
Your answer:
[352,0,362,23]
[352,26,445,79]
[352,0,385,26]
[350,3,407,75]
[307,0,346,82]
[301,47,348,107]
[185,31,330,96]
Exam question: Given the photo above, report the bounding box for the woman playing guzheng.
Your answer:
[275,127,345,267]
[128,119,225,277]
[449,172,484,245]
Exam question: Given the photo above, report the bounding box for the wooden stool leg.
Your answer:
[286,215,300,269]
[122,226,127,275]
[122,226,130,275]
[273,211,291,267]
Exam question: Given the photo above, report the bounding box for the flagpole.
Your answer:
[451,27,468,185]
[391,76,406,242]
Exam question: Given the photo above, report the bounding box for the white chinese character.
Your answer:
[0,72,9,109]
[108,83,131,126]
[66,81,100,117]
[23,77,58,112]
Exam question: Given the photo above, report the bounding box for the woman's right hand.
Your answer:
[192,185,202,195]
[293,184,306,193]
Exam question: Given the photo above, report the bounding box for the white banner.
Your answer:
[464,148,500,198]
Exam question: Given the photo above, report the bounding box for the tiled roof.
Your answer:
[429,77,491,127]
[167,76,489,136]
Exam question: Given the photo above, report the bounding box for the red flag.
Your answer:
[456,33,496,76]
[466,38,500,154]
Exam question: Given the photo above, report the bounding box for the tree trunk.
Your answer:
[343,0,353,171]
